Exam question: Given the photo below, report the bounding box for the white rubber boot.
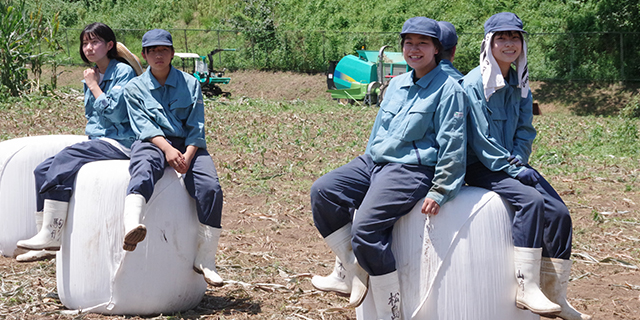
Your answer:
[514,247,562,315]
[370,270,402,320]
[16,200,68,251]
[316,223,369,307]
[311,256,350,296]
[16,211,57,262]
[540,258,593,320]
[122,194,146,251]
[193,224,224,287]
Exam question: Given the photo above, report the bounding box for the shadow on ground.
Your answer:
[534,80,640,116]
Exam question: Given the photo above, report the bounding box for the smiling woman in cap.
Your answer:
[461,12,591,320]
[309,16,467,320]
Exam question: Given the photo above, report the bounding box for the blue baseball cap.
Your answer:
[438,21,458,50]
[142,29,173,48]
[401,17,440,40]
[484,12,526,35]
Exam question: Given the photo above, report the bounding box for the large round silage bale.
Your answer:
[56,160,206,315]
[356,186,539,320]
[0,135,88,257]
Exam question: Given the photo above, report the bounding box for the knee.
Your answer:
[310,177,329,204]
[34,162,48,177]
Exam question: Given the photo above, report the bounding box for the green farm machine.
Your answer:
[326,45,409,106]
[175,49,236,97]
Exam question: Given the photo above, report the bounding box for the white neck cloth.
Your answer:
[480,32,529,101]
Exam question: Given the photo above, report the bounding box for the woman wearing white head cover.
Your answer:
[462,12,591,320]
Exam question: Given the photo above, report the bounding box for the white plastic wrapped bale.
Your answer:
[0,135,88,257]
[57,160,207,315]
[355,186,539,320]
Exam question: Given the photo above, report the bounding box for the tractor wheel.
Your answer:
[338,98,355,105]
[366,81,381,107]
[209,85,223,96]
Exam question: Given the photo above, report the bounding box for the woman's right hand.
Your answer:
[164,147,188,174]
[83,67,100,88]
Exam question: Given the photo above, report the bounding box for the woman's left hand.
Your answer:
[421,198,440,215]
[183,146,198,172]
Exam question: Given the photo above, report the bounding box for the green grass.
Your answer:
[532,114,640,178]
[2,91,640,192]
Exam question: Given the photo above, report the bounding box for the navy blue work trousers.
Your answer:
[126,138,223,228]
[310,154,434,276]
[465,162,572,259]
[34,139,129,211]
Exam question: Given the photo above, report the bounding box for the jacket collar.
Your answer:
[398,64,443,88]
[101,59,118,82]
[143,65,179,90]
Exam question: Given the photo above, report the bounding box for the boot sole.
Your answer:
[517,301,562,315]
[17,244,60,251]
[123,225,147,251]
[311,283,351,297]
[16,251,57,262]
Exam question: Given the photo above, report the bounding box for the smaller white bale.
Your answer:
[57,160,206,315]
[356,186,539,320]
[0,135,87,257]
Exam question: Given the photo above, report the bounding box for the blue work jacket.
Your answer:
[365,65,467,206]
[83,59,137,148]
[439,59,464,81]
[124,66,207,149]
[462,65,537,178]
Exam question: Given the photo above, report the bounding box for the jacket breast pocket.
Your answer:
[485,105,507,140]
[401,100,437,142]
[379,98,402,132]
[168,99,192,119]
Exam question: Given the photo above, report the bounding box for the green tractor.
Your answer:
[326,45,409,106]
[174,49,236,97]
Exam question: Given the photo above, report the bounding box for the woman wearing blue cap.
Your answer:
[310,16,467,319]
[16,22,139,256]
[462,12,591,320]
[122,29,225,287]
[437,20,464,81]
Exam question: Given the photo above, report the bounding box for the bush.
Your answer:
[0,1,61,96]
[0,2,31,96]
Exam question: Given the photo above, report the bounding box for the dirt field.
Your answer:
[1,66,640,319]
